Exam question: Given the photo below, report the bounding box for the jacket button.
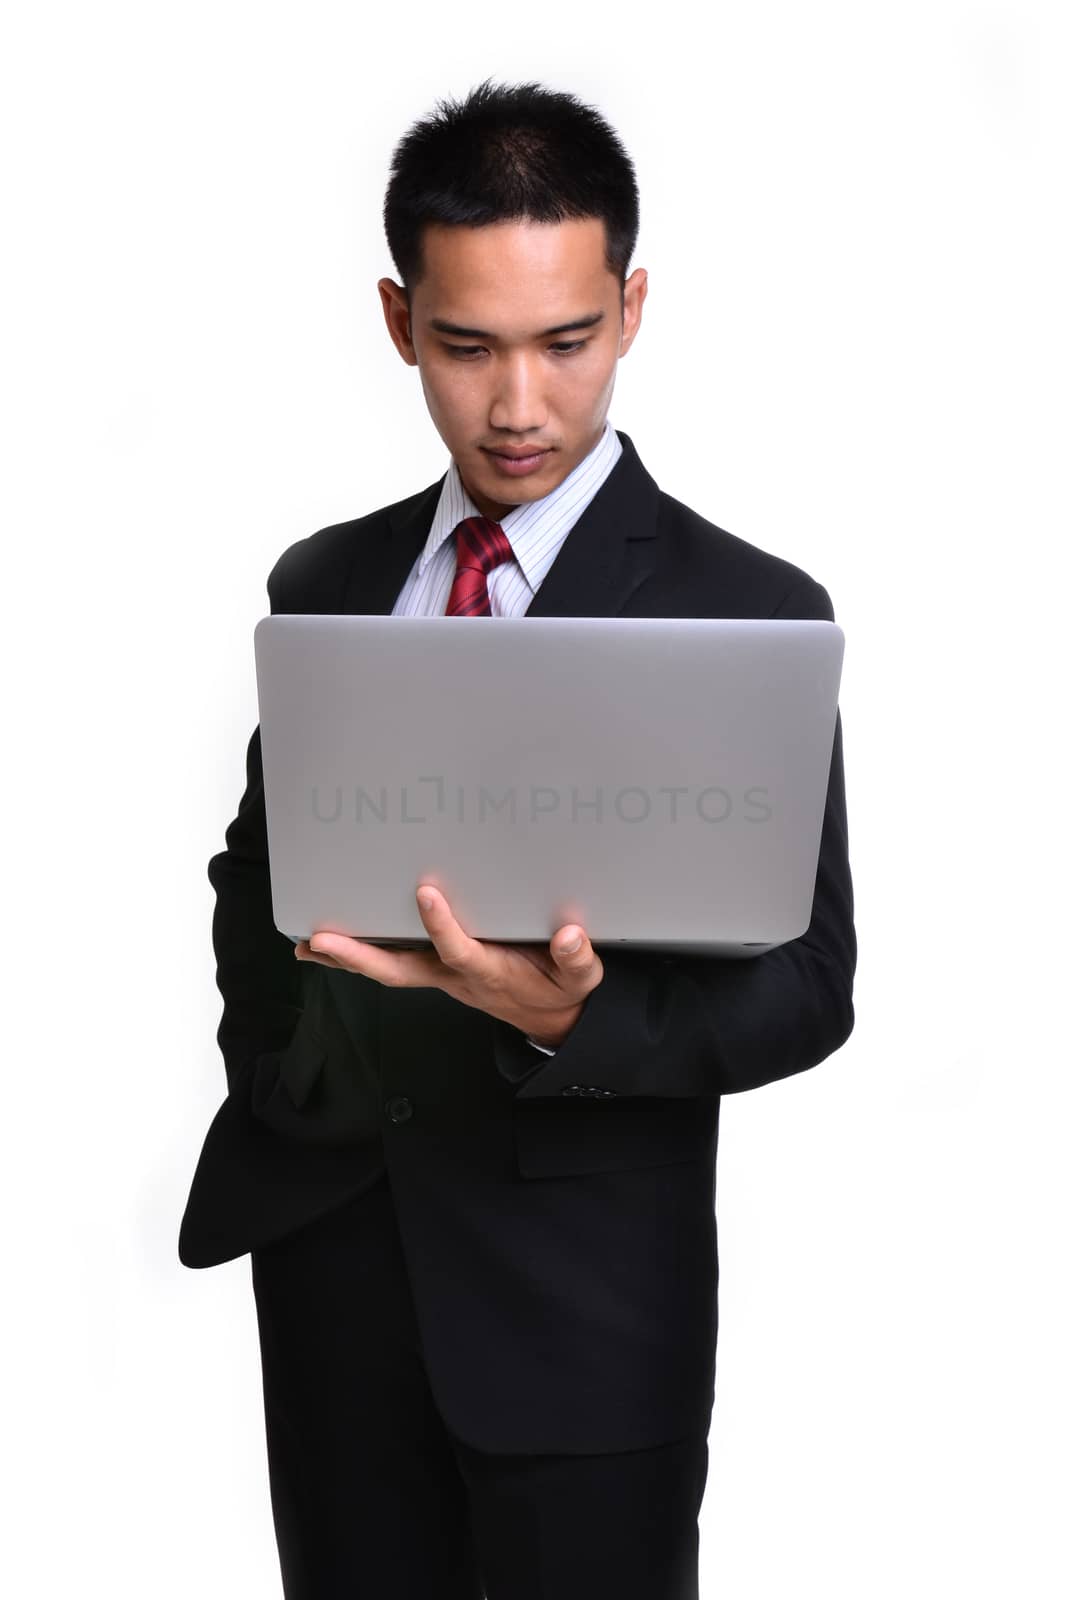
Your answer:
[385,1095,413,1124]
[561,1084,582,1097]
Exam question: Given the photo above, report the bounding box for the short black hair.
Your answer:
[382,77,639,310]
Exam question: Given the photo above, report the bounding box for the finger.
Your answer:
[303,930,435,988]
[416,884,488,974]
[550,925,600,986]
[294,939,344,969]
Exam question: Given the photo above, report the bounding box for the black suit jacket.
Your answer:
[178,429,856,1455]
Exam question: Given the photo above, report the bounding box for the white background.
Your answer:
[2,2,1071,1595]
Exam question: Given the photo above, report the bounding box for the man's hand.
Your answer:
[294,884,603,1049]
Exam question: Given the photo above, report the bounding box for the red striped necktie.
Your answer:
[445,515,515,616]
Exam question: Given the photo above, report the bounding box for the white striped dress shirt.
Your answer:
[391,418,623,1053]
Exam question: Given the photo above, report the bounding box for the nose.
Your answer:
[488,352,548,436]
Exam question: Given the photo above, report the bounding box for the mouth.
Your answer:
[482,446,552,476]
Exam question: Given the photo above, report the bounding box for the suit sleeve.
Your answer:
[206,566,303,1098]
[491,578,856,1100]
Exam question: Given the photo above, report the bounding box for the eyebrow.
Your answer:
[428,310,606,339]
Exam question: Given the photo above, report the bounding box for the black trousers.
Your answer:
[250,1168,710,1598]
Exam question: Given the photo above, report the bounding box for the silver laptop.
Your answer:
[253,614,845,959]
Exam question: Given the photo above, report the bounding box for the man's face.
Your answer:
[378,217,647,521]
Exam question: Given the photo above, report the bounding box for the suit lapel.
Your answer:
[342,429,662,621]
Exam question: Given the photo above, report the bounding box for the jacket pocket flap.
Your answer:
[512,1096,715,1179]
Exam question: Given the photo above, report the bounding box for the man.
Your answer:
[179,77,856,1599]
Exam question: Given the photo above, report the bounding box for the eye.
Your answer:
[441,341,589,360]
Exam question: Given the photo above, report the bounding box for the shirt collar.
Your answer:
[418,420,622,591]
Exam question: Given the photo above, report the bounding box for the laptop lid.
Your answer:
[252,614,845,959]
